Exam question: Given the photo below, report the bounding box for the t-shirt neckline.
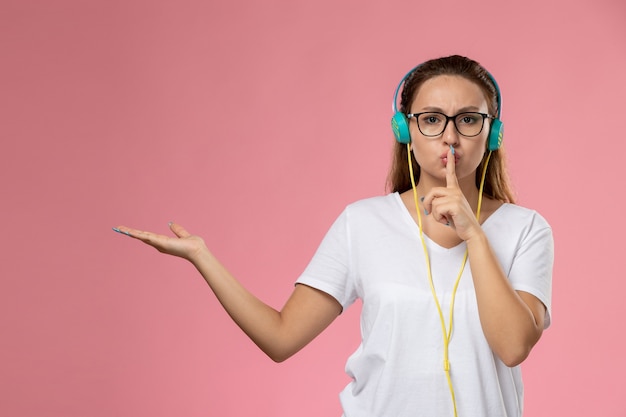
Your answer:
[391,192,509,251]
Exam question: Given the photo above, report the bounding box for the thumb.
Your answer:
[169,222,191,238]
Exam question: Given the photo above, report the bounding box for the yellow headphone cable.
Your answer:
[407,144,493,417]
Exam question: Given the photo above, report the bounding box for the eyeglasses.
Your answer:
[407,112,495,137]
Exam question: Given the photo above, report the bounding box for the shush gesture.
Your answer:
[113,223,208,264]
[108,57,554,416]
[421,145,483,242]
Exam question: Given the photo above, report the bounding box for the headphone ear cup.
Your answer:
[488,118,503,151]
[391,112,411,144]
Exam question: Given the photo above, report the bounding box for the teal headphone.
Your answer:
[391,65,504,151]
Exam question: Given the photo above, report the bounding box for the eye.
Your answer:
[420,113,444,125]
[457,113,481,124]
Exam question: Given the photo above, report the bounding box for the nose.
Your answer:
[442,118,460,147]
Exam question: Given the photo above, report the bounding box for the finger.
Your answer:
[421,192,449,225]
[430,200,452,227]
[419,195,431,218]
[439,212,453,227]
[446,145,459,188]
[169,222,191,238]
[112,226,132,237]
[113,225,168,244]
[422,189,444,216]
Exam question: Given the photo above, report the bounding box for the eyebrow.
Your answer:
[417,106,483,113]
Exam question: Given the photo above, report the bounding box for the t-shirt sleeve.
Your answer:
[296,208,358,311]
[508,211,554,329]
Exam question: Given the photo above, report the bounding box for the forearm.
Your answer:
[189,250,291,360]
[189,250,341,362]
[466,232,543,367]
[112,223,340,362]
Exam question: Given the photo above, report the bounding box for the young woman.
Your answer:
[114,55,553,417]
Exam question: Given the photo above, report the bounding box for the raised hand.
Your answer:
[422,146,481,241]
[113,222,207,263]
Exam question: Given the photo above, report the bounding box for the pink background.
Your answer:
[2,0,625,416]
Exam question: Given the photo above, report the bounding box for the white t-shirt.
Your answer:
[296,193,553,417]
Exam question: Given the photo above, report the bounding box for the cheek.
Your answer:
[462,138,489,170]
[408,122,421,142]
[409,138,436,163]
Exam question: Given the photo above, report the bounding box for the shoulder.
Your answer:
[487,204,553,245]
[347,193,399,209]
[344,193,401,217]
[495,204,551,229]
[327,193,405,233]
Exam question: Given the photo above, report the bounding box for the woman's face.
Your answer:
[408,75,490,185]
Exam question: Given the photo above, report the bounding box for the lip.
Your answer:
[441,152,459,164]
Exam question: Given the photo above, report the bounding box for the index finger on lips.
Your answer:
[446,145,459,188]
